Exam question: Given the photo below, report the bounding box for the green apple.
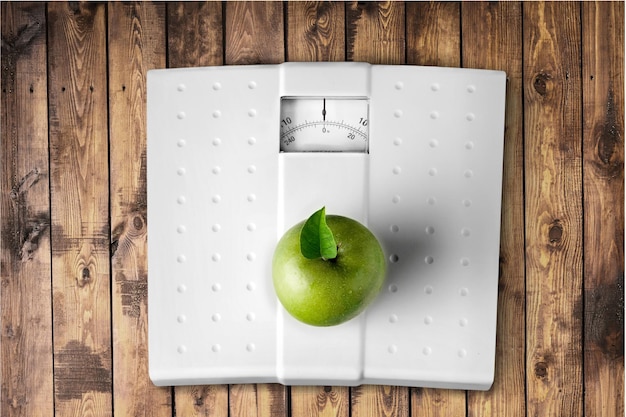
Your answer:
[272,207,386,326]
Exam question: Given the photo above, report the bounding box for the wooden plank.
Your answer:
[223,2,287,416]
[225,1,284,65]
[351,385,408,417]
[291,386,349,417]
[107,2,172,416]
[0,3,53,416]
[411,389,464,417]
[581,2,625,417]
[286,1,345,61]
[461,3,526,417]
[175,385,229,417]
[346,1,405,64]
[406,1,460,67]
[167,1,223,68]
[166,2,229,416]
[47,1,112,415]
[345,3,408,416]
[285,2,349,415]
[229,384,288,417]
[523,2,583,417]
[405,3,466,416]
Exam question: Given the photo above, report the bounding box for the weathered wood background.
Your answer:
[1,2,623,416]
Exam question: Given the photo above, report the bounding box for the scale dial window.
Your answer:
[280,97,369,152]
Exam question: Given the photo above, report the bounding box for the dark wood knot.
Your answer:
[548,221,563,243]
[534,361,548,378]
[133,215,144,231]
[533,72,551,96]
[77,267,92,288]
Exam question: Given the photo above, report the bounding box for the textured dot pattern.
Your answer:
[365,65,504,378]
[148,66,281,375]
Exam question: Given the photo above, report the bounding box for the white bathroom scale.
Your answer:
[147,62,506,390]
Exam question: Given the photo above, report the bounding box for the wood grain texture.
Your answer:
[1,3,53,416]
[291,386,349,417]
[523,2,583,417]
[167,1,223,68]
[229,384,288,417]
[2,2,624,415]
[406,1,460,67]
[351,385,409,417]
[411,388,465,417]
[225,1,284,65]
[461,3,526,417]
[108,2,171,416]
[286,1,345,61]
[581,2,625,417]
[347,1,405,64]
[47,2,112,415]
[175,385,228,417]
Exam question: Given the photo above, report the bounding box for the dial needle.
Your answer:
[322,98,326,121]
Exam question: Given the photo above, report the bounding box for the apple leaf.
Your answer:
[300,206,338,260]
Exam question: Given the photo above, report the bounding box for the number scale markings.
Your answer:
[280,98,369,152]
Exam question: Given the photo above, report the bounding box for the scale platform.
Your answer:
[147,62,506,390]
